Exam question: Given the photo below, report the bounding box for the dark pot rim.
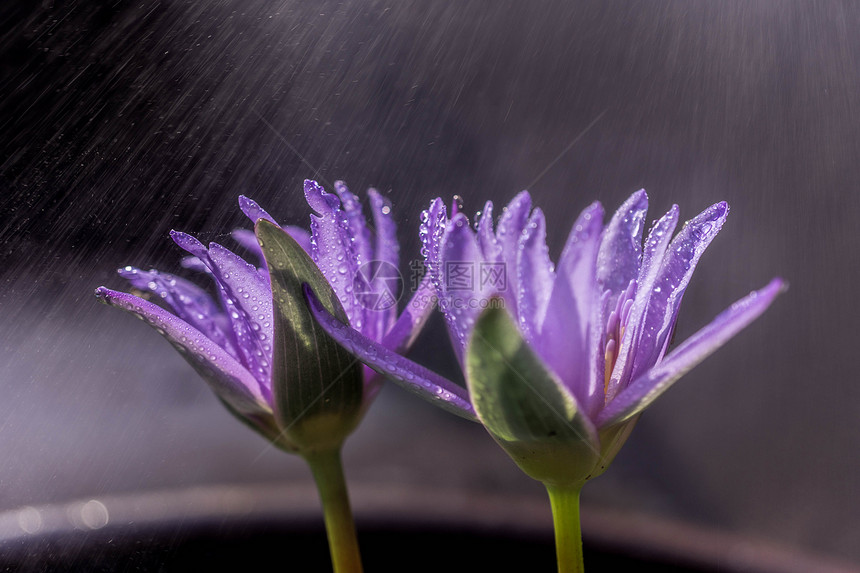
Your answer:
[0,482,855,573]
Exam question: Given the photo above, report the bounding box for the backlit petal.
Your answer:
[419,197,448,295]
[117,266,238,360]
[366,188,400,339]
[94,287,270,416]
[596,189,648,301]
[597,278,784,427]
[334,181,373,267]
[494,191,532,314]
[439,212,490,361]
[171,231,273,390]
[516,208,555,342]
[605,204,679,400]
[626,202,728,384]
[304,180,362,329]
[537,201,603,412]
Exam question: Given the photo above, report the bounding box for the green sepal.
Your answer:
[255,219,364,453]
[466,303,601,487]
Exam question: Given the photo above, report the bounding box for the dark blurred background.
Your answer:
[1,0,858,567]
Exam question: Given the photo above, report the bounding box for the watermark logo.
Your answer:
[445,261,474,290]
[353,260,403,311]
[480,262,506,291]
[444,261,507,291]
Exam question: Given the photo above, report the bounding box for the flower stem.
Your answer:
[546,484,585,573]
[304,448,363,573]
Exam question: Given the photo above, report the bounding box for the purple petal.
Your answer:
[516,208,555,342]
[419,197,448,294]
[625,202,729,385]
[94,287,270,416]
[171,230,210,261]
[536,201,604,413]
[366,188,400,338]
[304,285,477,421]
[597,278,785,427]
[117,266,239,360]
[380,275,436,354]
[334,181,373,267]
[438,213,490,360]
[239,195,279,227]
[304,179,362,329]
[476,201,500,261]
[494,191,532,314]
[368,189,399,269]
[605,205,679,400]
[171,231,273,392]
[596,189,648,300]
[207,243,274,383]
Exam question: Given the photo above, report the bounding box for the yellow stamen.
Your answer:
[604,340,616,395]
[603,326,626,397]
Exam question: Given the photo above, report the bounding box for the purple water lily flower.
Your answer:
[306,189,784,482]
[95,180,434,451]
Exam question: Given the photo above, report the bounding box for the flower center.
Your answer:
[604,280,636,398]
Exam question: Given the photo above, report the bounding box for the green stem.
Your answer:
[546,484,585,573]
[304,448,363,573]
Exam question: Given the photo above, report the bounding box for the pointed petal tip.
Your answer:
[170,229,194,242]
[367,187,390,206]
[578,200,605,227]
[170,230,204,252]
[759,276,788,298]
[449,211,471,228]
[93,285,109,301]
[333,180,356,202]
[304,179,341,213]
[303,178,323,198]
[424,196,448,219]
[614,188,648,215]
[509,190,532,208]
[630,188,648,207]
[237,194,254,212]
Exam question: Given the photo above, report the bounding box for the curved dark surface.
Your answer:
[0,485,856,573]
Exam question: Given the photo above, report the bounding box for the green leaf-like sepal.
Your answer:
[255,220,364,454]
[466,302,601,487]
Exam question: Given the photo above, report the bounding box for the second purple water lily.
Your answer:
[307,188,784,572]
